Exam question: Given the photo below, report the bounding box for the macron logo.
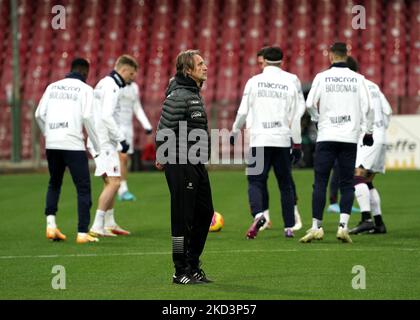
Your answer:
[191,111,202,119]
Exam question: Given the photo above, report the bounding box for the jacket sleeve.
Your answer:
[155,91,188,150]
[294,75,307,117]
[232,78,253,133]
[289,86,302,145]
[82,87,100,154]
[101,84,125,143]
[360,77,374,135]
[379,91,393,129]
[133,85,152,131]
[306,74,321,122]
[34,86,50,135]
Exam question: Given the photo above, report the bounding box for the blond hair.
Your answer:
[115,54,138,71]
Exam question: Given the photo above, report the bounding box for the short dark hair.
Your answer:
[263,47,283,63]
[330,42,348,57]
[176,49,200,76]
[257,46,269,58]
[71,58,89,72]
[347,56,359,72]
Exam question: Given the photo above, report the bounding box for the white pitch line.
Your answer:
[0,247,418,260]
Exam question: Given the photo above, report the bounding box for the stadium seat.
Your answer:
[3,0,420,161]
[197,0,220,102]
[267,0,290,48]
[143,0,173,103]
[240,0,266,88]
[173,0,196,54]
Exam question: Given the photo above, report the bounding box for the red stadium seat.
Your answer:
[267,0,290,47]
[173,0,196,54]
[2,0,418,134]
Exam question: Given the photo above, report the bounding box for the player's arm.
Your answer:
[155,91,186,150]
[101,85,125,143]
[133,87,153,132]
[232,78,253,134]
[294,76,307,117]
[289,87,302,145]
[34,86,50,135]
[306,74,321,122]
[360,77,374,135]
[379,91,392,129]
[82,87,100,154]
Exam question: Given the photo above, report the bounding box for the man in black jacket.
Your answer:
[155,50,214,285]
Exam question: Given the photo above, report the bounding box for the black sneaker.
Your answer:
[172,274,202,285]
[191,269,213,283]
[368,224,387,234]
[349,220,375,234]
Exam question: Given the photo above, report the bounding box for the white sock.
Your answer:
[312,218,322,229]
[255,212,264,220]
[370,188,382,216]
[355,183,371,212]
[339,213,350,229]
[263,209,270,221]
[91,210,105,231]
[105,209,117,228]
[78,232,87,237]
[47,215,57,229]
[118,180,128,196]
[294,205,301,219]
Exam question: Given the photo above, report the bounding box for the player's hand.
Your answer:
[362,134,374,146]
[155,161,165,171]
[290,144,302,165]
[120,140,130,153]
[145,129,153,135]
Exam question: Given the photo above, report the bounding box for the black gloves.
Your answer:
[145,129,153,135]
[363,134,374,146]
[290,144,302,165]
[120,140,130,153]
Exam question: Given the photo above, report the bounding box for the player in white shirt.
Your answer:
[345,57,392,235]
[301,43,374,244]
[231,47,303,239]
[255,47,304,232]
[117,81,153,201]
[35,58,100,244]
[88,55,138,237]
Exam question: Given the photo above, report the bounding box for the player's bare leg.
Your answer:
[90,176,120,237]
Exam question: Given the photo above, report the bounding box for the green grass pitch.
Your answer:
[0,169,419,300]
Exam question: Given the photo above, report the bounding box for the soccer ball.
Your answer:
[209,212,224,232]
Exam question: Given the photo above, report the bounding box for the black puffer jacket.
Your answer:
[156,73,210,164]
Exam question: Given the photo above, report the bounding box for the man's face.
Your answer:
[257,55,266,71]
[187,55,207,84]
[119,65,138,84]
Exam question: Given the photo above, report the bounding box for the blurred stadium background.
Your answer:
[1,0,419,300]
[0,0,419,168]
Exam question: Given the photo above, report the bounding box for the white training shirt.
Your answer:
[89,74,126,151]
[245,68,306,131]
[117,82,152,132]
[365,78,392,143]
[35,77,100,153]
[306,64,374,144]
[232,66,302,147]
